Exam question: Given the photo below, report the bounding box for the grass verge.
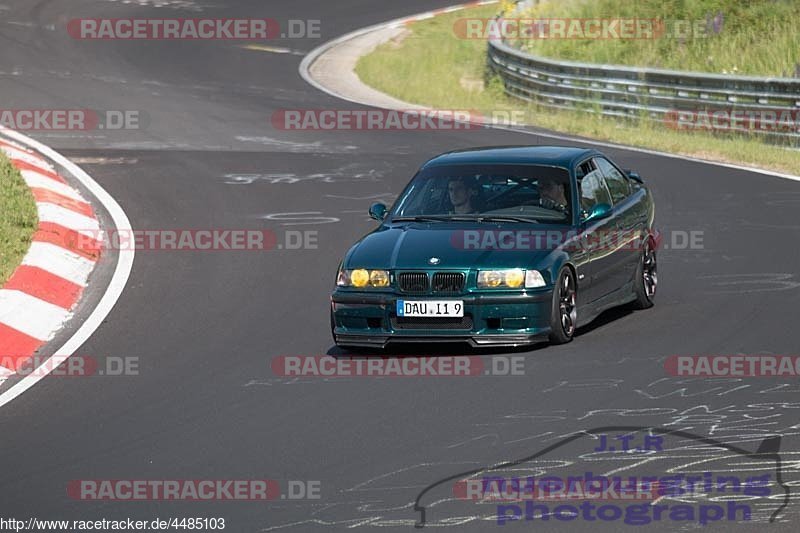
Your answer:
[0,151,38,286]
[355,4,800,175]
[512,0,800,77]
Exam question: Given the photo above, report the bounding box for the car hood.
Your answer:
[344,222,571,270]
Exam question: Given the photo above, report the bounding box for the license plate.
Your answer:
[396,300,464,318]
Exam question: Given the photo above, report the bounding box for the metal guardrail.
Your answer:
[487,16,800,144]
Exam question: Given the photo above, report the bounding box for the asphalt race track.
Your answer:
[1,1,800,531]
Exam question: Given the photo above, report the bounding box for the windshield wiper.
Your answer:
[392,215,540,223]
[474,215,540,223]
[391,215,457,222]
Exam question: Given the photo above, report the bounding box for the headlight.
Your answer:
[505,269,525,288]
[337,268,391,288]
[477,270,503,288]
[477,269,547,289]
[369,269,390,287]
[351,269,370,287]
[336,268,349,287]
[525,270,546,288]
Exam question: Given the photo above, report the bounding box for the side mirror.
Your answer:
[624,169,644,183]
[368,202,388,221]
[583,203,612,224]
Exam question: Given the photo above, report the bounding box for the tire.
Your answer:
[549,267,577,344]
[631,239,657,309]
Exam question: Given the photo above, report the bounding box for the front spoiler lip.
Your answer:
[333,333,549,349]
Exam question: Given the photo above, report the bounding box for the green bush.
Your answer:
[0,152,38,285]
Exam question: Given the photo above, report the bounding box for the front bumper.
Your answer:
[331,290,553,348]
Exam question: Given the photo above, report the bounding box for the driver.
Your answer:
[538,177,568,212]
[447,177,479,214]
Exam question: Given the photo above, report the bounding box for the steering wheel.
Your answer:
[523,197,568,213]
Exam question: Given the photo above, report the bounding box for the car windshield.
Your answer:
[390,163,572,224]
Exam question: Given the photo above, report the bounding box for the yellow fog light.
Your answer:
[351,269,369,288]
[505,269,525,288]
[369,270,390,287]
[478,271,503,288]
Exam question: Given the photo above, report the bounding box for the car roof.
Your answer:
[421,146,599,169]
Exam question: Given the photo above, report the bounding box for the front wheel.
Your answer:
[631,239,657,309]
[330,307,337,345]
[548,268,577,344]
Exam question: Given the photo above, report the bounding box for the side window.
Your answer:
[578,160,611,212]
[575,160,590,180]
[595,157,631,204]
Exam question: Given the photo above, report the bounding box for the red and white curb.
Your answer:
[0,138,101,376]
[0,128,134,406]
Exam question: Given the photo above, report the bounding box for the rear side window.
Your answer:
[595,157,631,204]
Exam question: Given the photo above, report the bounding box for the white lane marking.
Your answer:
[240,44,305,56]
[36,202,100,237]
[70,157,139,165]
[298,2,800,183]
[259,212,340,225]
[0,290,71,340]
[21,169,86,201]
[22,242,96,287]
[0,127,135,408]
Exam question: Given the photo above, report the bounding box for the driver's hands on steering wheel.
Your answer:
[538,197,567,213]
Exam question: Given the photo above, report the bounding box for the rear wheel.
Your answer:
[549,268,577,344]
[631,239,657,309]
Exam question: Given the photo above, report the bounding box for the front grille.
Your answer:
[432,272,465,293]
[391,316,474,330]
[398,272,429,293]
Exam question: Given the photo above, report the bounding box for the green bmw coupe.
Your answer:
[331,146,658,349]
